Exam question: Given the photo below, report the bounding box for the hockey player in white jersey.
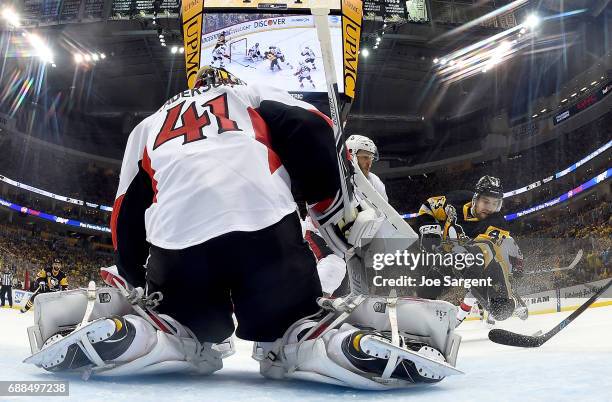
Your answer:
[346,134,388,201]
[25,66,461,389]
[301,46,317,70]
[211,44,228,68]
[248,42,263,62]
[294,62,316,89]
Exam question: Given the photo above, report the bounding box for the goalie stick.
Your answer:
[311,8,354,223]
[524,249,583,275]
[488,277,612,347]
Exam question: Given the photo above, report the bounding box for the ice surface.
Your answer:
[1,305,610,401]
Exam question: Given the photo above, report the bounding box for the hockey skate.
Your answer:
[24,316,132,373]
[256,292,463,390]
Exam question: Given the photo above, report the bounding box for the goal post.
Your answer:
[229,38,248,63]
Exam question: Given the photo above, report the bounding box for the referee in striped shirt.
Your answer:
[1,265,13,308]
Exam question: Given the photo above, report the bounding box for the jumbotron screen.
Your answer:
[200,14,344,93]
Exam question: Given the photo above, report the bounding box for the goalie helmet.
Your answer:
[345,134,379,161]
[194,65,245,88]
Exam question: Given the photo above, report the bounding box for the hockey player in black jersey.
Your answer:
[20,258,68,313]
[414,175,525,323]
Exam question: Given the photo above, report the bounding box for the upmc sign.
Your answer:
[553,80,612,125]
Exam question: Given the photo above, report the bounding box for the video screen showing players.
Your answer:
[200,13,344,93]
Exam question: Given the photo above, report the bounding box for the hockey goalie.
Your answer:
[23,66,462,389]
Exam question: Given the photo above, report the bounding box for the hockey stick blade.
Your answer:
[488,277,612,347]
[525,249,583,275]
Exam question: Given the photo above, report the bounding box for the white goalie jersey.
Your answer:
[112,84,325,253]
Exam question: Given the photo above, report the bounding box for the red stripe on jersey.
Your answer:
[110,194,125,250]
[141,148,159,203]
[308,109,333,128]
[247,107,282,174]
[305,230,323,261]
[311,197,334,214]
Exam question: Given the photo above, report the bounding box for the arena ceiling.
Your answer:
[0,0,610,159]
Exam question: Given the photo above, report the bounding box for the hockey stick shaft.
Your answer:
[312,8,354,223]
[489,277,612,347]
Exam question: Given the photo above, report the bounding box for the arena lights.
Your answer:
[73,52,106,64]
[540,108,547,113]
[26,33,54,64]
[532,114,538,118]
[171,46,178,54]
[433,58,439,64]
[523,14,540,29]
[571,92,577,97]
[561,98,568,103]
[1,7,20,27]
[361,48,369,58]
[580,87,587,91]
[179,47,184,54]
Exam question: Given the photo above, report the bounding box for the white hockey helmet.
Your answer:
[345,134,379,161]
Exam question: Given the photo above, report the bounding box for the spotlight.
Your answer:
[373,45,378,49]
[159,34,164,39]
[161,43,166,47]
[51,63,56,68]
[540,109,547,113]
[179,47,184,53]
[171,46,178,54]
[571,93,577,97]
[433,58,439,63]
[383,23,387,28]
[524,14,540,29]
[449,60,456,66]
[74,53,83,63]
[591,81,597,85]
[561,98,567,103]
[84,54,91,61]
[92,54,99,61]
[160,38,165,43]
[376,36,381,42]
[580,87,587,91]
[27,33,54,63]
[532,114,538,118]
[361,48,369,58]
[440,58,447,65]
[100,53,106,59]
[1,7,20,27]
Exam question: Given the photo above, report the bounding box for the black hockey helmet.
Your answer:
[472,175,503,213]
[475,175,503,198]
[194,65,245,88]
